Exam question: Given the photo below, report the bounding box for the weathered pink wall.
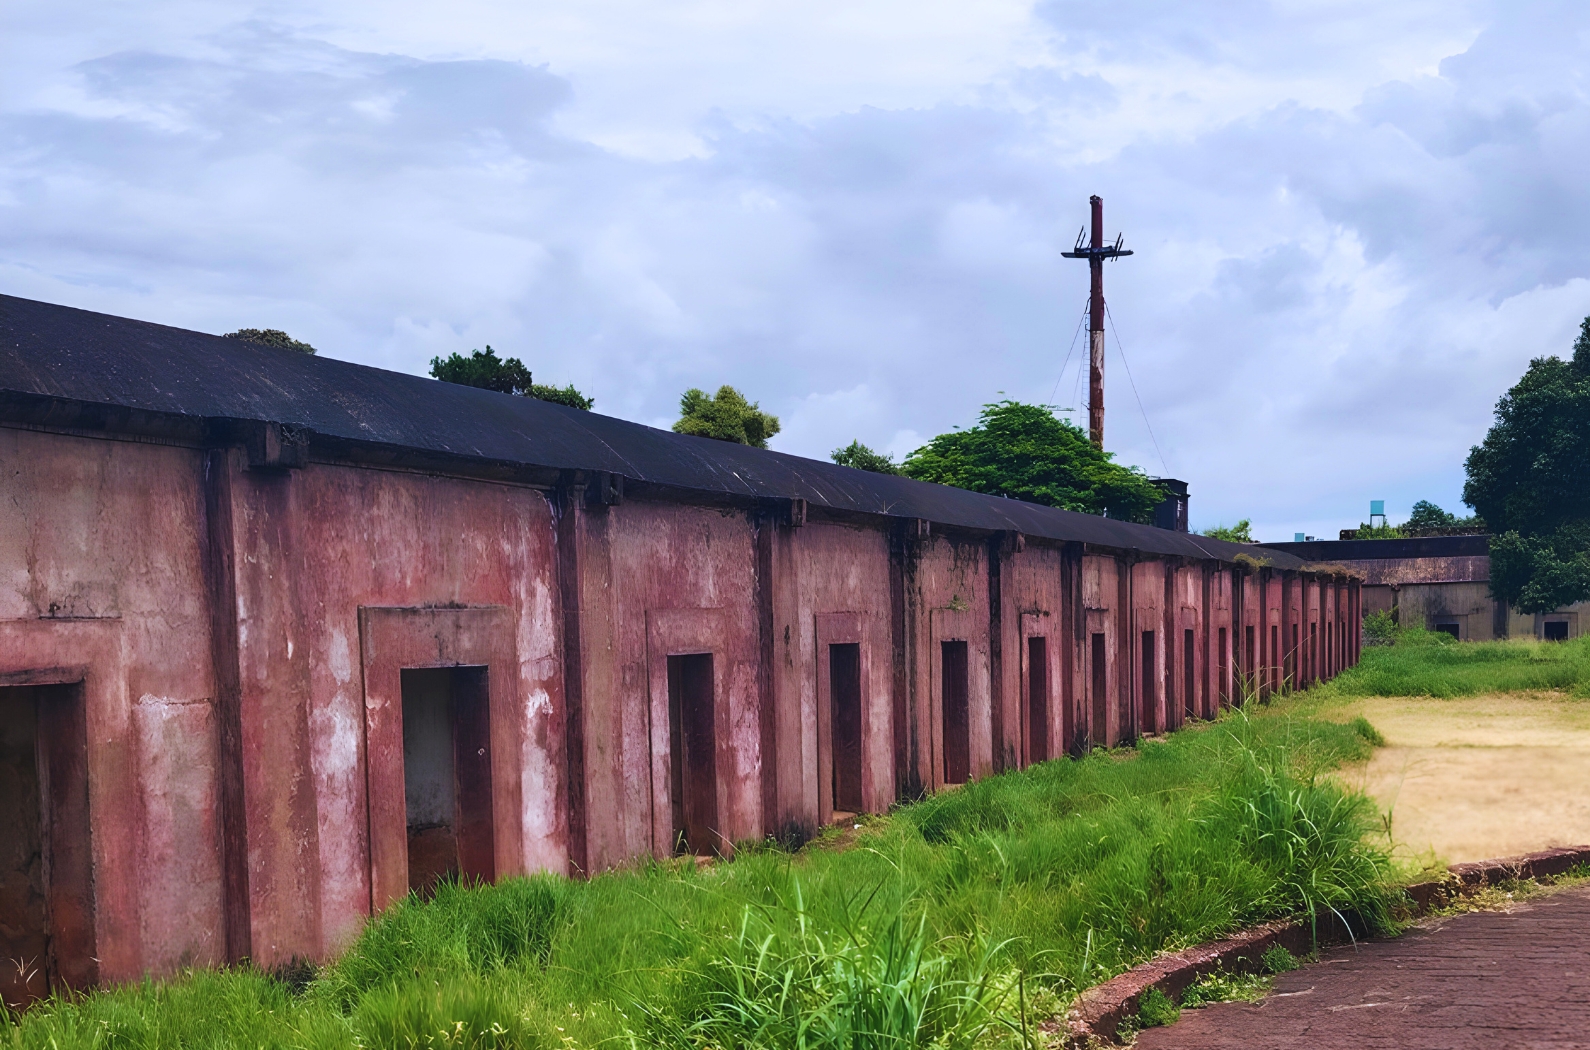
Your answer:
[1005,544,1068,765]
[0,423,1364,984]
[568,502,762,870]
[770,521,893,830]
[0,429,223,982]
[906,535,992,792]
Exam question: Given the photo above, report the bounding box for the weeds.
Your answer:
[4,707,1390,1050]
[1132,987,1179,1029]
[1317,634,1590,699]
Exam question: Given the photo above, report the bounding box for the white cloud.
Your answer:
[3,0,1590,543]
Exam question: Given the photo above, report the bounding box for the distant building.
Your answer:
[1260,534,1586,641]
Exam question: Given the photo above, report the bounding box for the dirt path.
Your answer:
[1330,694,1590,864]
[1133,883,1590,1050]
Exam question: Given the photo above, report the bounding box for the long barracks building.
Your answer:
[0,294,1360,1005]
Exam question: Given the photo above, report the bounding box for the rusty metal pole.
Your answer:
[1088,196,1106,448]
[1063,196,1132,450]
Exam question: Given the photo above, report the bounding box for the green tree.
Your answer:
[673,386,781,448]
[1463,317,1590,612]
[830,440,900,474]
[900,400,1164,522]
[429,346,593,409]
[1403,500,1484,533]
[225,328,316,354]
[1200,520,1253,543]
[1352,521,1404,540]
[1404,500,1455,531]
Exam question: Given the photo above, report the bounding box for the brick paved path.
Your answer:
[1134,884,1590,1049]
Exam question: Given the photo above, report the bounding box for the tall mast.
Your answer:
[1062,195,1132,449]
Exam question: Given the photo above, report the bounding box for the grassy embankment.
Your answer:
[1315,628,1590,700]
[6,707,1391,1049]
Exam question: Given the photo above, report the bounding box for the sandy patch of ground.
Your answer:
[1328,694,1590,865]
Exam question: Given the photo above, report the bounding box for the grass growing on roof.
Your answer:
[1317,631,1590,699]
[4,707,1391,1050]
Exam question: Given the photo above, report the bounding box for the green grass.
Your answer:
[4,708,1391,1050]
[1317,632,1590,699]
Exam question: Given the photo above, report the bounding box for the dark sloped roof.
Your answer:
[0,292,1308,568]
[1260,535,1489,561]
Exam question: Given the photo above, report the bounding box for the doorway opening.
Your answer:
[1289,624,1299,689]
[1243,626,1255,696]
[1544,620,1569,642]
[1217,627,1228,706]
[828,643,863,817]
[400,666,494,896]
[940,641,970,784]
[1027,637,1049,764]
[1183,629,1196,719]
[1140,632,1156,735]
[1090,633,1107,747]
[0,683,96,1011]
[1270,625,1279,692]
[667,653,719,855]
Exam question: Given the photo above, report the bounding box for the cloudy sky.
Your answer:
[4,0,1587,539]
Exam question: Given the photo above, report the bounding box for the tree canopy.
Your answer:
[225,328,316,354]
[1462,317,1590,612]
[673,386,781,448]
[1200,520,1253,543]
[429,346,593,410]
[1402,500,1483,533]
[830,440,900,475]
[900,400,1164,523]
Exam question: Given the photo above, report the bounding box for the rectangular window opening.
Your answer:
[1090,633,1108,747]
[667,653,719,856]
[1434,622,1460,640]
[1027,637,1049,764]
[1183,628,1196,719]
[0,683,96,1011]
[401,666,495,896]
[1544,621,1569,642]
[1140,632,1157,735]
[828,643,863,816]
[940,641,970,785]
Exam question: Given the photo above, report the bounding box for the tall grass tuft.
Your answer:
[314,875,565,1008]
[630,881,1019,1050]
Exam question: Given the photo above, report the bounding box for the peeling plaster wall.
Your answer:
[0,428,221,983]
[0,422,1364,984]
[223,455,566,959]
[770,521,893,831]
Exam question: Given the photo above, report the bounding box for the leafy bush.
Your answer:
[1200,520,1253,543]
[225,328,317,354]
[830,440,901,475]
[1362,609,1398,644]
[1134,987,1180,1029]
[901,400,1164,523]
[673,386,781,447]
[430,346,594,409]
